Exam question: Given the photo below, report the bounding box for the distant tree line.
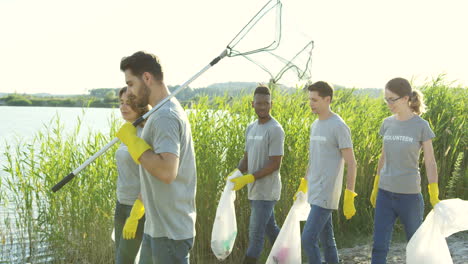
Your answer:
[0,88,120,108]
[0,83,383,108]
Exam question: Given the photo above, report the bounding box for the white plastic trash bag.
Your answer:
[406,198,468,264]
[266,191,310,264]
[211,170,242,260]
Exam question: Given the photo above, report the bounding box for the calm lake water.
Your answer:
[0,106,119,148]
[0,106,120,186]
[0,106,120,263]
[0,105,120,171]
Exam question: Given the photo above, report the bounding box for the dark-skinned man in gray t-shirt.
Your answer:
[229,85,285,264]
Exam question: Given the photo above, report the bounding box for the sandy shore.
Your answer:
[338,232,468,264]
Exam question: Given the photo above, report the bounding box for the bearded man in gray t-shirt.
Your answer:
[116,51,196,264]
[229,85,285,264]
[295,81,358,264]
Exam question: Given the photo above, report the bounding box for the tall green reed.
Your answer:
[0,80,465,263]
[1,115,119,263]
[190,82,467,262]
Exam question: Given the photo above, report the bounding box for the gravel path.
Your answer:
[338,233,468,264]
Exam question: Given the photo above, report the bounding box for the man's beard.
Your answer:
[135,83,151,108]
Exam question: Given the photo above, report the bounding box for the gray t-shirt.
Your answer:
[245,118,285,201]
[140,98,197,240]
[115,126,143,206]
[307,114,352,210]
[379,115,435,194]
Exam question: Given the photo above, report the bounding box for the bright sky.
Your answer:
[1,0,467,94]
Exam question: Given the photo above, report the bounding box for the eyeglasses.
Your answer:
[384,96,403,104]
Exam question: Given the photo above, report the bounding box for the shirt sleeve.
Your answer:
[268,125,285,156]
[379,120,386,137]
[336,123,353,149]
[152,114,181,157]
[421,120,435,142]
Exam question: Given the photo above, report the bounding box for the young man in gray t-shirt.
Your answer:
[229,85,285,264]
[295,81,358,264]
[116,51,196,264]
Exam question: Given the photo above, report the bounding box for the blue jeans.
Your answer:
[114,201,145,264]
[138,235,194,264]
[371,189,424,264]
[301,204,339,264]
[246,200,281,259]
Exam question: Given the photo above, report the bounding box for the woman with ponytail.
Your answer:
[369,77,441,264]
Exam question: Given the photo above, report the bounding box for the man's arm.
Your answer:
[237,151,248,173]
[341,146,358,220]
[252,125,284,179]
[252,155,283,180]
[341,147,357,191]
[231,125,284,190]
[139,151,179,184]
[138,113,183,184]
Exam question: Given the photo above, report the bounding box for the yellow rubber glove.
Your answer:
[123,199,145,240]
[293,178,308,200]
[116,122,152,164]
[370,175,380,208]
[230,174,255,191]
[343,189,358,220]
[428,183,441,207]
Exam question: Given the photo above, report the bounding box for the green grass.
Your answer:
[1,80,466,263]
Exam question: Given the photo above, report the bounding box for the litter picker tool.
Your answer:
[52,0,284,192]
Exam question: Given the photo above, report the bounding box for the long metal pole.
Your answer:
[52,49,228,192]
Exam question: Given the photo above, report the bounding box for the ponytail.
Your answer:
[409,90,426,115]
